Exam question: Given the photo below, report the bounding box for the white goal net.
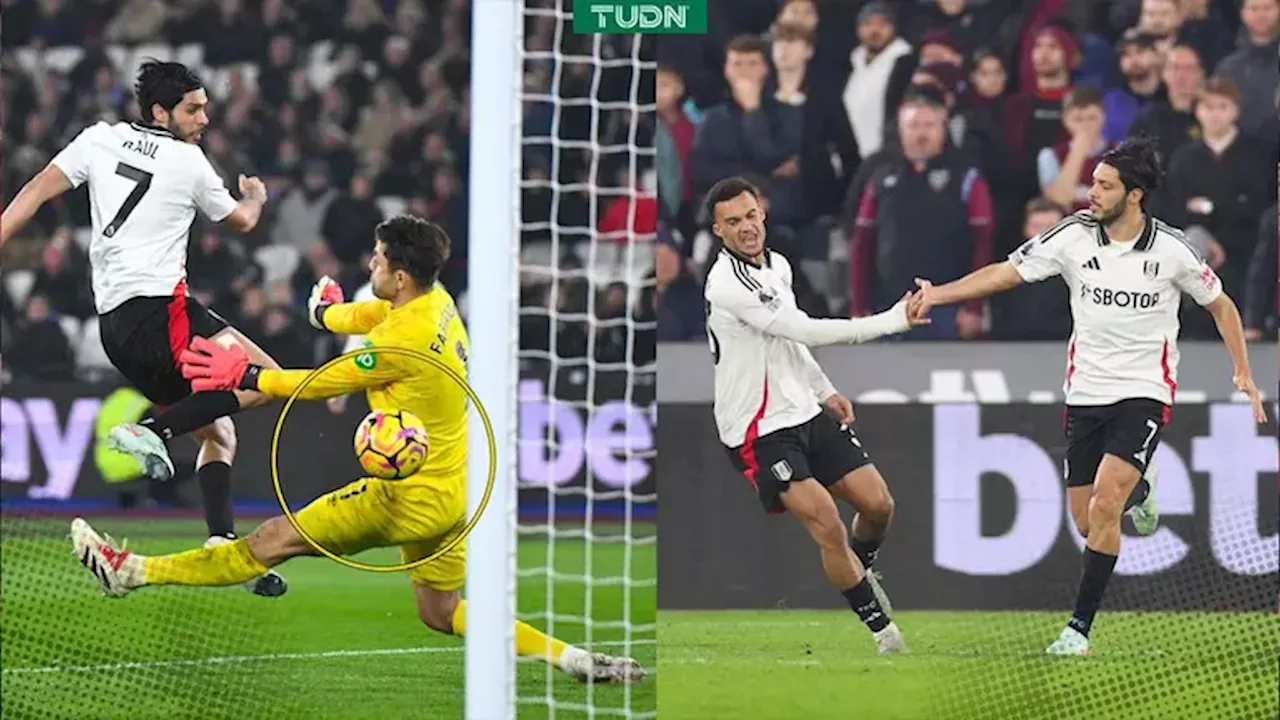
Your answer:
[515,1,657,717]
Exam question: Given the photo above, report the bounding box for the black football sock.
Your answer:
[1124,478,1150,511]
[849,536,882,569]
[140,391,242,441]
[842,576,890,633]
[1067,547,1118,638]
[197,461,236,538]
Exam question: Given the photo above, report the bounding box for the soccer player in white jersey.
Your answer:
[0,60,287,597]
[703,177,929,654]
[912,138,1267,656]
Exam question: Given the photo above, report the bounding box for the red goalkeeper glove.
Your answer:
[178,336,263,392]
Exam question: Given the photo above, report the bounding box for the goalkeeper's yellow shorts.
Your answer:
[294,473,467,591]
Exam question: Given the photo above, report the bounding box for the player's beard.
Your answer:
[1093,198,1125,227]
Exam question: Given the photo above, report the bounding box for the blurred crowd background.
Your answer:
[0,0,657,387]
[655,0,1279,343]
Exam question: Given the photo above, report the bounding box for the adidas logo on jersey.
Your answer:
[1081,257,1101,271]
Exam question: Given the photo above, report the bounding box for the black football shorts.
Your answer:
[1063,398,1169,487]
[98,291,230,408]
[725,410,873,513]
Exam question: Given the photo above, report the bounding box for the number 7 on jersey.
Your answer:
[105,162,154,238]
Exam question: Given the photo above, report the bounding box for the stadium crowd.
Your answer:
[655,0,1279,342]
[0,0,656,386]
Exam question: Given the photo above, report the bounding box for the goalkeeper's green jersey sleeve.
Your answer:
[257,285,471,477]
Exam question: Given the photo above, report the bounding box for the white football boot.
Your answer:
[873,622,910,654]
[561,647,646,684]
[107,423,175,483]
[1045,625,1090,656]
[1127,457,1159,536]
[70,518,143,597]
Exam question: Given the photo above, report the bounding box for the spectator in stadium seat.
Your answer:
[257,34,299,107]
[691,35,807,232]
[776,24,860,224]
[961,47,1023,241]
[883,61,1006,186]
[1165,77,1276,313]
[656,65,696,224]
[1128,43,1206,168]
[1039,87,1111,213]
[849,87,993,340]
[907,0,995,55]
[599,168,658,243]
[271,161,338,255]
[841,2,915,160]
[353,81,406,156]
[8,293,75,382]
[1215,0,1280,139]
[257,300,312,369]
[770,21,813,106]
[992,197,1073,341]
[1135,0,1184,57]
[1177,0,1237,70]
[30,229,93,321]
[916,29,966,68]
[187,232,253,313]
[202,0,262,67]
[104,0,168,44]
[967,48,1008,105]
[28,0,84,47]
[1102,29,1166,142]
[1002,23,1077,175]
[321,173,385,266]
[655,231,704,342]
[1243,204,1278,340]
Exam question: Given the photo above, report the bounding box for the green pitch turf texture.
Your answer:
[659,609,1278,720]
[1,517,655,719]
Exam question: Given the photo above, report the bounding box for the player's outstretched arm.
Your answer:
[1174,246,1266,421]
[218,175,269,233]
[1203,293,1268,422]
[766,298,921,346]
[307,276,390,335]
[915,261,1024,309]
[708,279,921,347]
[0,166,72,249]
[178,336,409,400]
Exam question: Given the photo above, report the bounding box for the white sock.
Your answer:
[558,645,589,672]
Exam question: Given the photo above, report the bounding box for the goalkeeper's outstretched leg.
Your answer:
[414,585,645,685]
[69,511,645,685]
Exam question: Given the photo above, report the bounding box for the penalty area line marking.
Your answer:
[4,639,656,676]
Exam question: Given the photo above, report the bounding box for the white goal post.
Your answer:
[465,0,521,718]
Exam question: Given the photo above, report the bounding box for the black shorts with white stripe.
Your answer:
[724,410,873,513]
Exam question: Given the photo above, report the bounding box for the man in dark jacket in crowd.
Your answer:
[1214,0,1280,139]
[692,35,807,233]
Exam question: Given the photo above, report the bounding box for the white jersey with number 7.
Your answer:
[50,121,239,315]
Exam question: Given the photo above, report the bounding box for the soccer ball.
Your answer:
[354,409,430,479]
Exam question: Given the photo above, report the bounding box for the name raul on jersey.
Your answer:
[122,137,159,160]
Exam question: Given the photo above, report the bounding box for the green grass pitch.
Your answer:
[658,609,1278,719]
[1,517,655,719]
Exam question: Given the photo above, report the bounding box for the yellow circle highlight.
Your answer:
[269,346,497,572]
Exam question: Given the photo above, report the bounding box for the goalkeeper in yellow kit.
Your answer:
[70,216,643,685]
